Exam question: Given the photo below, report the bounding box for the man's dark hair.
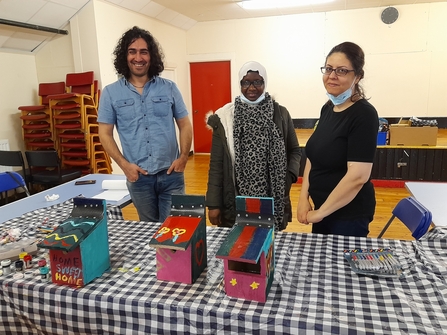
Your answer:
[113,26,164,79]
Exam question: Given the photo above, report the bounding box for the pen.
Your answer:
[387,253,400,268]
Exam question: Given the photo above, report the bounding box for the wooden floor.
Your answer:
[122,154,414,240]
[122,129,447,240]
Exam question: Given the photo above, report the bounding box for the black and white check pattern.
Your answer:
[1,208,447,334]
[0,198,124,231]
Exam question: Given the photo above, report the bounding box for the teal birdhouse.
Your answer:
[37,197,110,288]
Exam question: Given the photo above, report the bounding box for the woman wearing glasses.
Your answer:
[206,61,301,231]
[297,42,379,237]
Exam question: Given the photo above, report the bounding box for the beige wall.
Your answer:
[34,0,190,105]
[0,52,39,151]
[69,1,101,76]
[91,0,189,98]
[2,1,447,159]
[35,24,75,83]
[186,3,447,118]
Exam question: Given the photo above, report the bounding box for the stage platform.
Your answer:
[296,129,447,183]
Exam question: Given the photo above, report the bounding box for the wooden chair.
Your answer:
[18,81,66,109]
[25,150,82,190]
[49,72,100,171]
[19,82,66,151]
[377,196,432,240]
[48,71,97,110]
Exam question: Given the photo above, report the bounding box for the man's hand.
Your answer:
[167,156,188,174]
[124,162,147,182]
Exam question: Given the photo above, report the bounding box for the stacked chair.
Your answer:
[18,82,66,151]
[18,71,112,176]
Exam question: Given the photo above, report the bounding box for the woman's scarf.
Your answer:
[233,93,287,230]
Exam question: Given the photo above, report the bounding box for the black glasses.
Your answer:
[240,80,264,88]
[320,66,355,76]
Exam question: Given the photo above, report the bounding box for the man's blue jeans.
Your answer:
[127,170,185,223]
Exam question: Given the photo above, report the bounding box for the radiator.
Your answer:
[0,139,12,172]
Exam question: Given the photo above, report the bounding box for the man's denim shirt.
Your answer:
[98,76,189,174]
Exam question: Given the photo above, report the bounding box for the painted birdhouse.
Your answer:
[216,196,275,303]
[37,197,110,288]
[149,195,206,284]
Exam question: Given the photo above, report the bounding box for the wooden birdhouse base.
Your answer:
[155,241,205,284]
[223,257,274,303]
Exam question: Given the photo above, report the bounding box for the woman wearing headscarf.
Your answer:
[206,61,301,231]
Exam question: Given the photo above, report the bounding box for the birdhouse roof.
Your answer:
[149,216,203,251]
[37,198,105,252]
[215,224,274,264]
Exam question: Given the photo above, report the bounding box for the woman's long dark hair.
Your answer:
[113,26,164,79]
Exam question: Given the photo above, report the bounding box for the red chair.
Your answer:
[48,71,97,109]
[19,82,66,150]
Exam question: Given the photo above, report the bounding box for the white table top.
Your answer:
[0,174,130,224]
[405,181,447,227]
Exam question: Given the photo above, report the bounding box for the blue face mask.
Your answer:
[326,79,356,105]
[240,93,266,105]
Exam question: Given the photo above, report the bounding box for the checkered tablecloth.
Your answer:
[1,216,447,334]
[0,197,124,229]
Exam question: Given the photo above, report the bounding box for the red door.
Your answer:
[190,61,231,153]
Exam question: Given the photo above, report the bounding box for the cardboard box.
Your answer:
[389,120,437,146]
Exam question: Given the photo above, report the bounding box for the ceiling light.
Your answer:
[238,0,334,10]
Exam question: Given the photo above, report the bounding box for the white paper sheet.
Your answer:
[92,180,129,201]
